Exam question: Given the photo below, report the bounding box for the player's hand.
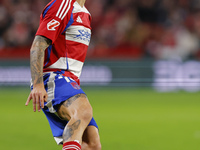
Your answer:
[25,84,48,112]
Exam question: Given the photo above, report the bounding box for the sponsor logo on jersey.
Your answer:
[74,30,91,42]
[47,19,60,31]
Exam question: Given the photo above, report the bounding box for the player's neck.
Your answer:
[76,0,86,7]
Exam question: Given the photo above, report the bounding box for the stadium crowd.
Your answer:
[1,0,200,60]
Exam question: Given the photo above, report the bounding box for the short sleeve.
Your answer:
[36,0,75,43]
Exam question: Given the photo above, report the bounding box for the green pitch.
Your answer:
[0,87,200,150]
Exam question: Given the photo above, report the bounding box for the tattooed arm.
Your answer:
[30,36,51,86]
[26,35,51,112]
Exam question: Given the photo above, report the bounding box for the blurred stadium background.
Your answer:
[1,0,200,150]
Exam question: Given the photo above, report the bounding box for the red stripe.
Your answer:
[62,141,81,150]
[66,40,88,62]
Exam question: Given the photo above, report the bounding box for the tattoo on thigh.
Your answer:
[63,94,86,107]
[63,120,81,141]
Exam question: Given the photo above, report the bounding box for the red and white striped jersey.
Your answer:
[36,0,92,85]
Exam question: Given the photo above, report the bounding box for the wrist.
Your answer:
[33,83,44,88]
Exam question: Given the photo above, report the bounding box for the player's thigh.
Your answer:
[82,126,101,149]
[57,94,93,121]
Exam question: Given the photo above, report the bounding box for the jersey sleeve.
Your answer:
[36,0,75,43]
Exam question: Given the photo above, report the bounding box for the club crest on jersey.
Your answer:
[47,19,60,31]
[74,30,91,42]
[70,82,81,90]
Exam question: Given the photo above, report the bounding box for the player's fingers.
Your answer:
[32,93,36,112]
[40,93,44,109]
[25,94,32,106]
[36,93,41,112]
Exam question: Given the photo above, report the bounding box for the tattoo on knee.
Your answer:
[63,94,86,107]
[63,120,81,141]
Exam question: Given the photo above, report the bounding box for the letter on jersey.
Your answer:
[47,19,60,31]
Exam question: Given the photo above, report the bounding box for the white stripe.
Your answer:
[59,0,69,19]
[46,73,57,113]
[63,147,79,150]
[67,58,84,77]
[61,0,72,20]
[56,0,66,17]
[65,25,91,46]
[48,57,83,78]
[48,57,68,70]
[64,76,70,82]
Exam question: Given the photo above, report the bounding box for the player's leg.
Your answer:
[82,125,101,150]
[57,94,93,149]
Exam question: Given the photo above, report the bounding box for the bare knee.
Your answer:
[82,141,102,150]
[58,94,93,125]
[58,94,93,142]
[76,99,93,125]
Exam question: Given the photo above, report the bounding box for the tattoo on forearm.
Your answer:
[30,36,51,85]
[63,120,81,141]
[62,94,87,107]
